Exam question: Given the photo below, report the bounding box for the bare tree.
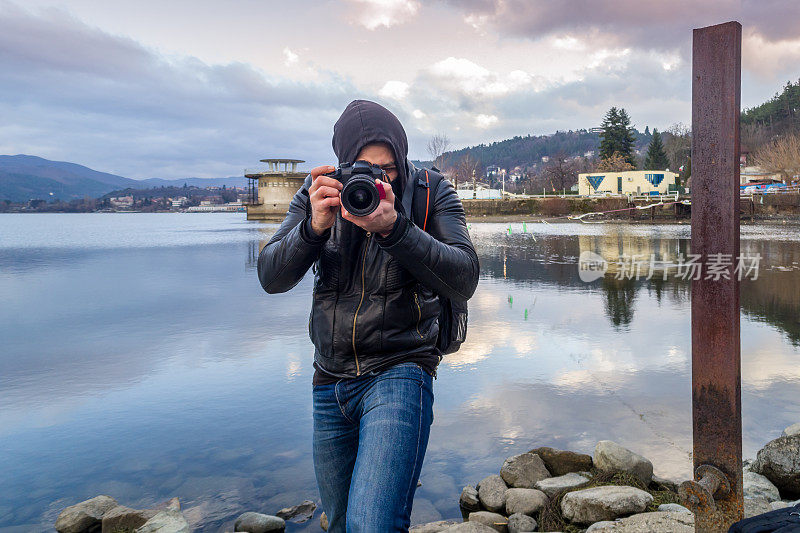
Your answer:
[753,133,800,183]
[426,133,451,170]
[543,152,577,191]
[454,153,480,190]
[663,122,691,172]
[594,151,635,172]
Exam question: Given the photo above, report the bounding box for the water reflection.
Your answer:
[0,215,799,532]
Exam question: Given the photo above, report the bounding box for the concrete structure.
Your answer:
[578,170,679,196]
[244,159,307,220]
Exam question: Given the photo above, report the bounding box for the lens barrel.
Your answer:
[341,174,381,216]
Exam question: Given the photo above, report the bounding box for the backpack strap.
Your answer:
[411,167,444,233]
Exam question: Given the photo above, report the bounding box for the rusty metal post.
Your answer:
[684,21,743,532]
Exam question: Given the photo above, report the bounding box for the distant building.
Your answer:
[244,159,307,220]
[110,195,134,207]
[740,166,782,184]
[578,170,679,196]
[456,187,502,200]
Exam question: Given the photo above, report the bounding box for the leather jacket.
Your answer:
[257,160,480,380]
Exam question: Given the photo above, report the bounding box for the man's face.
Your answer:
[355,143,398,182]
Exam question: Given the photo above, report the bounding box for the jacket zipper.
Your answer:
[413,291,423,338]
[352,231,371,376]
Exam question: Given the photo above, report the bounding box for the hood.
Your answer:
[332,99,409,201]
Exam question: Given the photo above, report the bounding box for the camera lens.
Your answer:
[342,175,380,216]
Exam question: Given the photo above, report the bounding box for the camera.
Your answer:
[324,160,387,217]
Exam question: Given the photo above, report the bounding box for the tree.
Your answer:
[454,153,480,190]
[543,152,577,191]
[644,126,651,136]
[643,129,670,170]
[594,151,635,172]
[753,133,800,183]
[599,107,636,167]
[426,133,451,170]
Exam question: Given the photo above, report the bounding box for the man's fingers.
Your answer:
[310,176,343,192]
[376,179,394,201]
[310,165,336,180]
[311,185,341,200]
[320,196,340,208]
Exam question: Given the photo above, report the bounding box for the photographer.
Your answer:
[257,99,479,532]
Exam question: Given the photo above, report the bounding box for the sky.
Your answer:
[2,0,800,179]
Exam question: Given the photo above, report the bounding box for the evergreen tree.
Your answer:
[644,126,650,136]
[643,128,670,170]
[599,107,636,167]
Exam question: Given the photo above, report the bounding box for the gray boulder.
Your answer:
[583,511,694,532]
[275,500,315,523]
[535,473,590,497]
[561,486,653,525]
[743,471,781,502]
[771,501,793,510]
[55,495,118,533]
[744,497,773,518]
[783,423,800,437]
[528,447,593,476]
[752,435,800,496]
[460,486,482,512]
[593,441,653,486]
[468,511,508,532]
[442,522,498,532]
[135,505,190,533]
[505,488,548,516]
[657,503,691,514]
[101,505,158,533]
[477,475,509,513]
[320,511,328,531]
[507,513,537,533]
[500,453,551,489]
[410,519,461,532]
[233,511,285,532]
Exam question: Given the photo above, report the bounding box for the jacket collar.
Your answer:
[401,159,417,219]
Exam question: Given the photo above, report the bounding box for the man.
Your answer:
[257,99,479,532]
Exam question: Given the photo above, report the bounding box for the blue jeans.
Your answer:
[312,361,435,532]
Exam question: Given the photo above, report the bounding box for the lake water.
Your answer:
[1,213,799,532]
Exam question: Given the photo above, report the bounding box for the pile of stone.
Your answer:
[741,425,800,517]
[54,495,190,533]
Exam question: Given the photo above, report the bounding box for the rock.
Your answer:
[410,519,461,532]
[102,505,158,533]
[135,507,190,533]
[657,503,691,513]
[529,447,593,476]
[507,513,537,533]
[55,495,118,533]
[477,475,508,513]
[560,486,653,525]
[275,500,315,523]
[320,511,328,531]
[771,500,793,510]
[593,441,653,486]
[586,521,616,532]
[752,435,800,496]
[505,488,548,516]
[468,511,508,532]
[442,522,498,532]
[583,511,694,532]
[233,512,285,532]
[535,473,590,497]
[651,475,680,493]
[460,486,482,512]
[500,453,551,489]
[744,497,773,518]
[783,423,800,437]
[743,471,781,502]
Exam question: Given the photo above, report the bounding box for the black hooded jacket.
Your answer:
[257,99,479,382]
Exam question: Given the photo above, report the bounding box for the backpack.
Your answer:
[406,165,469,355]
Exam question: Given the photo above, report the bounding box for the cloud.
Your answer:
[346,0,420,30]
[282,47,299,66]
[378,80,410,100]
[0,3,357,178]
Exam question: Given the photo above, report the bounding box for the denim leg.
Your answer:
[312,381,359,533]
[345,362,435,532]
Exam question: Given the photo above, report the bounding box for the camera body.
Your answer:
[324,160,387,217]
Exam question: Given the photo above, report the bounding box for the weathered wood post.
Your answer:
[679,21,744,532]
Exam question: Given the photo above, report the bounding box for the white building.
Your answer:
[578,170,679,196]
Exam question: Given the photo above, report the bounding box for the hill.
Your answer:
[0,155,245,202]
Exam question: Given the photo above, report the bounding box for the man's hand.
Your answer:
[341,179,397,237]
[308,165,342,236]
